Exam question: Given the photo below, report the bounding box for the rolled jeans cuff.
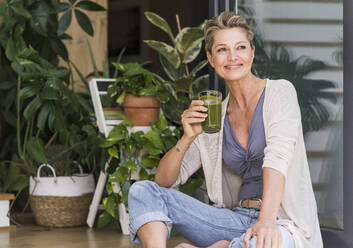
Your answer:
[129,211,173,244]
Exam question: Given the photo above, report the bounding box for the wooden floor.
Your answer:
[0,213,187,248]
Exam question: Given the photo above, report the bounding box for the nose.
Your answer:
[228,49,238,61]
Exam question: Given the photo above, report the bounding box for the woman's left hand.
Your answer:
[243,219,282,248]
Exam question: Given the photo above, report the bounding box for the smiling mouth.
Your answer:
[224,64,242,70]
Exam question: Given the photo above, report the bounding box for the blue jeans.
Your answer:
[128,180,295,248]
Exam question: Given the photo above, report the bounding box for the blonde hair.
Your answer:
[204,11,254,54]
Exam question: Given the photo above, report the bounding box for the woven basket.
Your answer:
[29,164,95,227]
[29,193,93,227]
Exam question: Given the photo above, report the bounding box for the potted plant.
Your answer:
[7,45,106,227]
[107,62,170,126]
[97,114,180,232]
[0,0,107,227]
[143,11,210,125]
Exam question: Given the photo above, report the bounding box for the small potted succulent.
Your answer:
[107,62,169,126]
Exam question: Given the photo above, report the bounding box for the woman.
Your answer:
[128,12,322,248]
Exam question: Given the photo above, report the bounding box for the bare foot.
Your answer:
[208,240,230,248]
[174,243,198,248]
[174,240,229,248]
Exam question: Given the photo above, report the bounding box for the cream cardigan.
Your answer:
[172,79,323,248]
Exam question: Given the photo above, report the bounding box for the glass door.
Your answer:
[210,0,349,246]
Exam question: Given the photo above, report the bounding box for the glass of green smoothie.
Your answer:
[198,90,222,133]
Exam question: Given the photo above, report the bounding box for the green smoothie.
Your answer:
[199,91,222,133]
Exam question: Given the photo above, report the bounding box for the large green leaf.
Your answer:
[97,212,112,228]
[10,3,32,18]
[184,42,202,63]
[155,114,167,130]
[122,161,137,171]
[191,60,209,76]
[108,146,119,159]
[74,9,93,36]
[159,54,178,81]
[37,105,50,130]
[26,137,48,164]
[11,62,24,74]
[24,96,42,120]
[144,40,180,69]
[106,183,113,195]
[58,2,71,12]
[5,37,16,61]
[109,166,128,182]
[144,130,164,150]
[19,86,40,99]
[102,196,115,217]
[76,1,106,11]
[50,38,68,61]
[39,85,59,100]
[36,104,50,130]
[143,143,163,156]
[141,157,159,169]
[108,125,127,141]
[57,10,72,36]
[161,135,177,151]
[138,168,149,180]
[144,12,174,42]
[175,27,204,55]
[47,106,56,131]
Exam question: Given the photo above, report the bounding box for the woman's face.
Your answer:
[207,27,254,82]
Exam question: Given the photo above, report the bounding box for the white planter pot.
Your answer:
[0,194,14,228]
[29,164,95,197]
[29,164,95,227]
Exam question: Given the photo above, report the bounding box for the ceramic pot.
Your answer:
[123,94,161,126]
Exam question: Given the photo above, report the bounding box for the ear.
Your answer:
[207,51,215,68]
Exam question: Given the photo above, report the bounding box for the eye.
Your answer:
[216,47,227,53]
[237,45,247,50]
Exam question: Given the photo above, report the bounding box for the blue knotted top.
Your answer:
[222,89,266,201]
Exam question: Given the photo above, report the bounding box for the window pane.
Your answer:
[237,0,343,229]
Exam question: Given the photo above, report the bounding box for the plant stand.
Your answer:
[0,194,15,230]
[87,78,152,233]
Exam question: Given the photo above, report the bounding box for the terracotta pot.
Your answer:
[123,94,161,126]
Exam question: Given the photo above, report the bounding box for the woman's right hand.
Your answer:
[181,100,208,139]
